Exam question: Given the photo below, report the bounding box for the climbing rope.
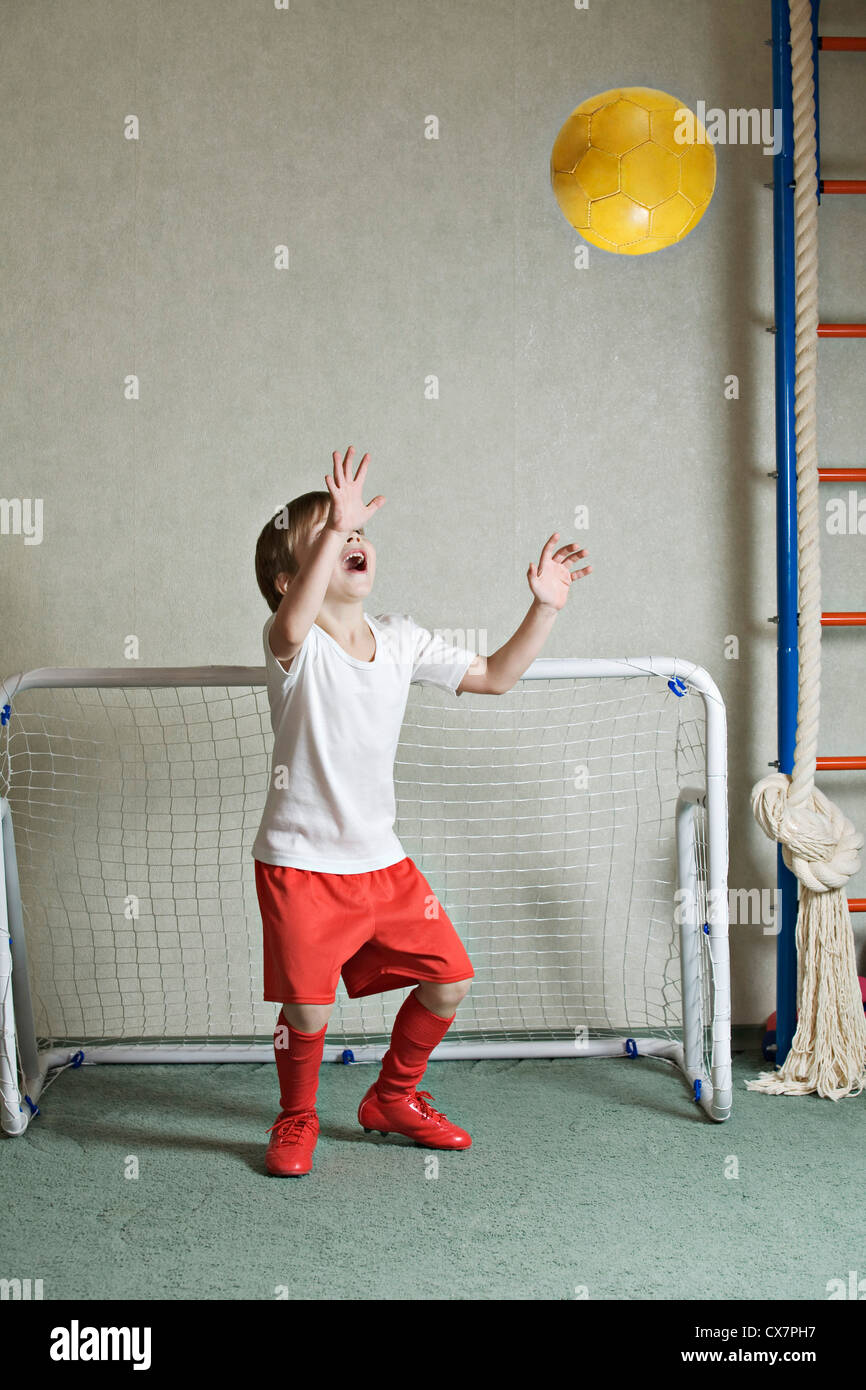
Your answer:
[748,0,866,1099]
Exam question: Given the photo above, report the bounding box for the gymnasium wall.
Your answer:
[3,0,864,1023]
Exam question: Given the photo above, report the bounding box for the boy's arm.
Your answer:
[270,447,385,664]
[457,533,591,695]
[269,524,345,663]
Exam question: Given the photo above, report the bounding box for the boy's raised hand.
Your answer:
[325,446,386,535]
[528,533,592,610]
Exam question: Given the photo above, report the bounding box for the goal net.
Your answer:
[0,658,731,1130]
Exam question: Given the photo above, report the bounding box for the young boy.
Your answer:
[252,446,591,1176]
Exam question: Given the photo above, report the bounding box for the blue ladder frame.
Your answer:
[769,0,807,1065]
[768,0,866,1063]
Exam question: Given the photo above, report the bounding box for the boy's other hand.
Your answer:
[325,446,386,535]
[527,533,592,611]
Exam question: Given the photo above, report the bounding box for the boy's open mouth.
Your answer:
[342,550,367,573]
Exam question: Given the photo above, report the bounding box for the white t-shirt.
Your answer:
[251,612,477,872]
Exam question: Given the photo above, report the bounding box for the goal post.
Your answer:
[0,656,731,1131]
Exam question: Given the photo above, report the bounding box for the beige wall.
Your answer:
[3,0,864,1022]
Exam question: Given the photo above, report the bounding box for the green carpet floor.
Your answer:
[2,1030,863,1301]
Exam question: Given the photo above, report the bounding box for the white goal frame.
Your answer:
[0,656,731,1130]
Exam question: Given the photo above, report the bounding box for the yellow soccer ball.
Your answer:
[550,87,716,255]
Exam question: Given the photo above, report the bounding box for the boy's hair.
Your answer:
[255,491,331,612]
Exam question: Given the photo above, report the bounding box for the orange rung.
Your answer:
[821,612,866,625]
[818,468,866,481]
[816,756,866,770]
[818,324,866,337]
[821,180,866,194]
[819,36,866,51]
[849,899,866,913]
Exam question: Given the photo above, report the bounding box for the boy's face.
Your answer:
[281,513,376,603]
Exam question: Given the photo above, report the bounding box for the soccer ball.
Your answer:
[550,87,716,256]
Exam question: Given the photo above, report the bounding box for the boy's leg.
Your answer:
[342,858,475,1145]
[255,859,355,1119]
[375,979,471,1102]
[274,1001,333,1116]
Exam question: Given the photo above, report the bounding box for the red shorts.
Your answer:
[254,855,475,1004]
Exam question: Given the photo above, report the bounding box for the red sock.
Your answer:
[375,989,455,1102]
[273,1009,327,1116]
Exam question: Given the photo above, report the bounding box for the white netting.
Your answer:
[0,675,708,1051]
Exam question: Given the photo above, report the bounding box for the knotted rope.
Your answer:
[747,0,866,1100]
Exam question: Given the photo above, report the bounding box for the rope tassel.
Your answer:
[749,775,866,1099]
[748,0,866,1102]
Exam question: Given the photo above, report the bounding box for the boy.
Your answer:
[253,446,591,1176]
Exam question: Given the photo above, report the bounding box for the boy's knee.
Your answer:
[280,1001,333,1035]
[418,978,471,1011]
[451,977,472,1005]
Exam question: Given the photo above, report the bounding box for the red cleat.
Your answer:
[358,1084,472,1150]
[265,1109,319,1177]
